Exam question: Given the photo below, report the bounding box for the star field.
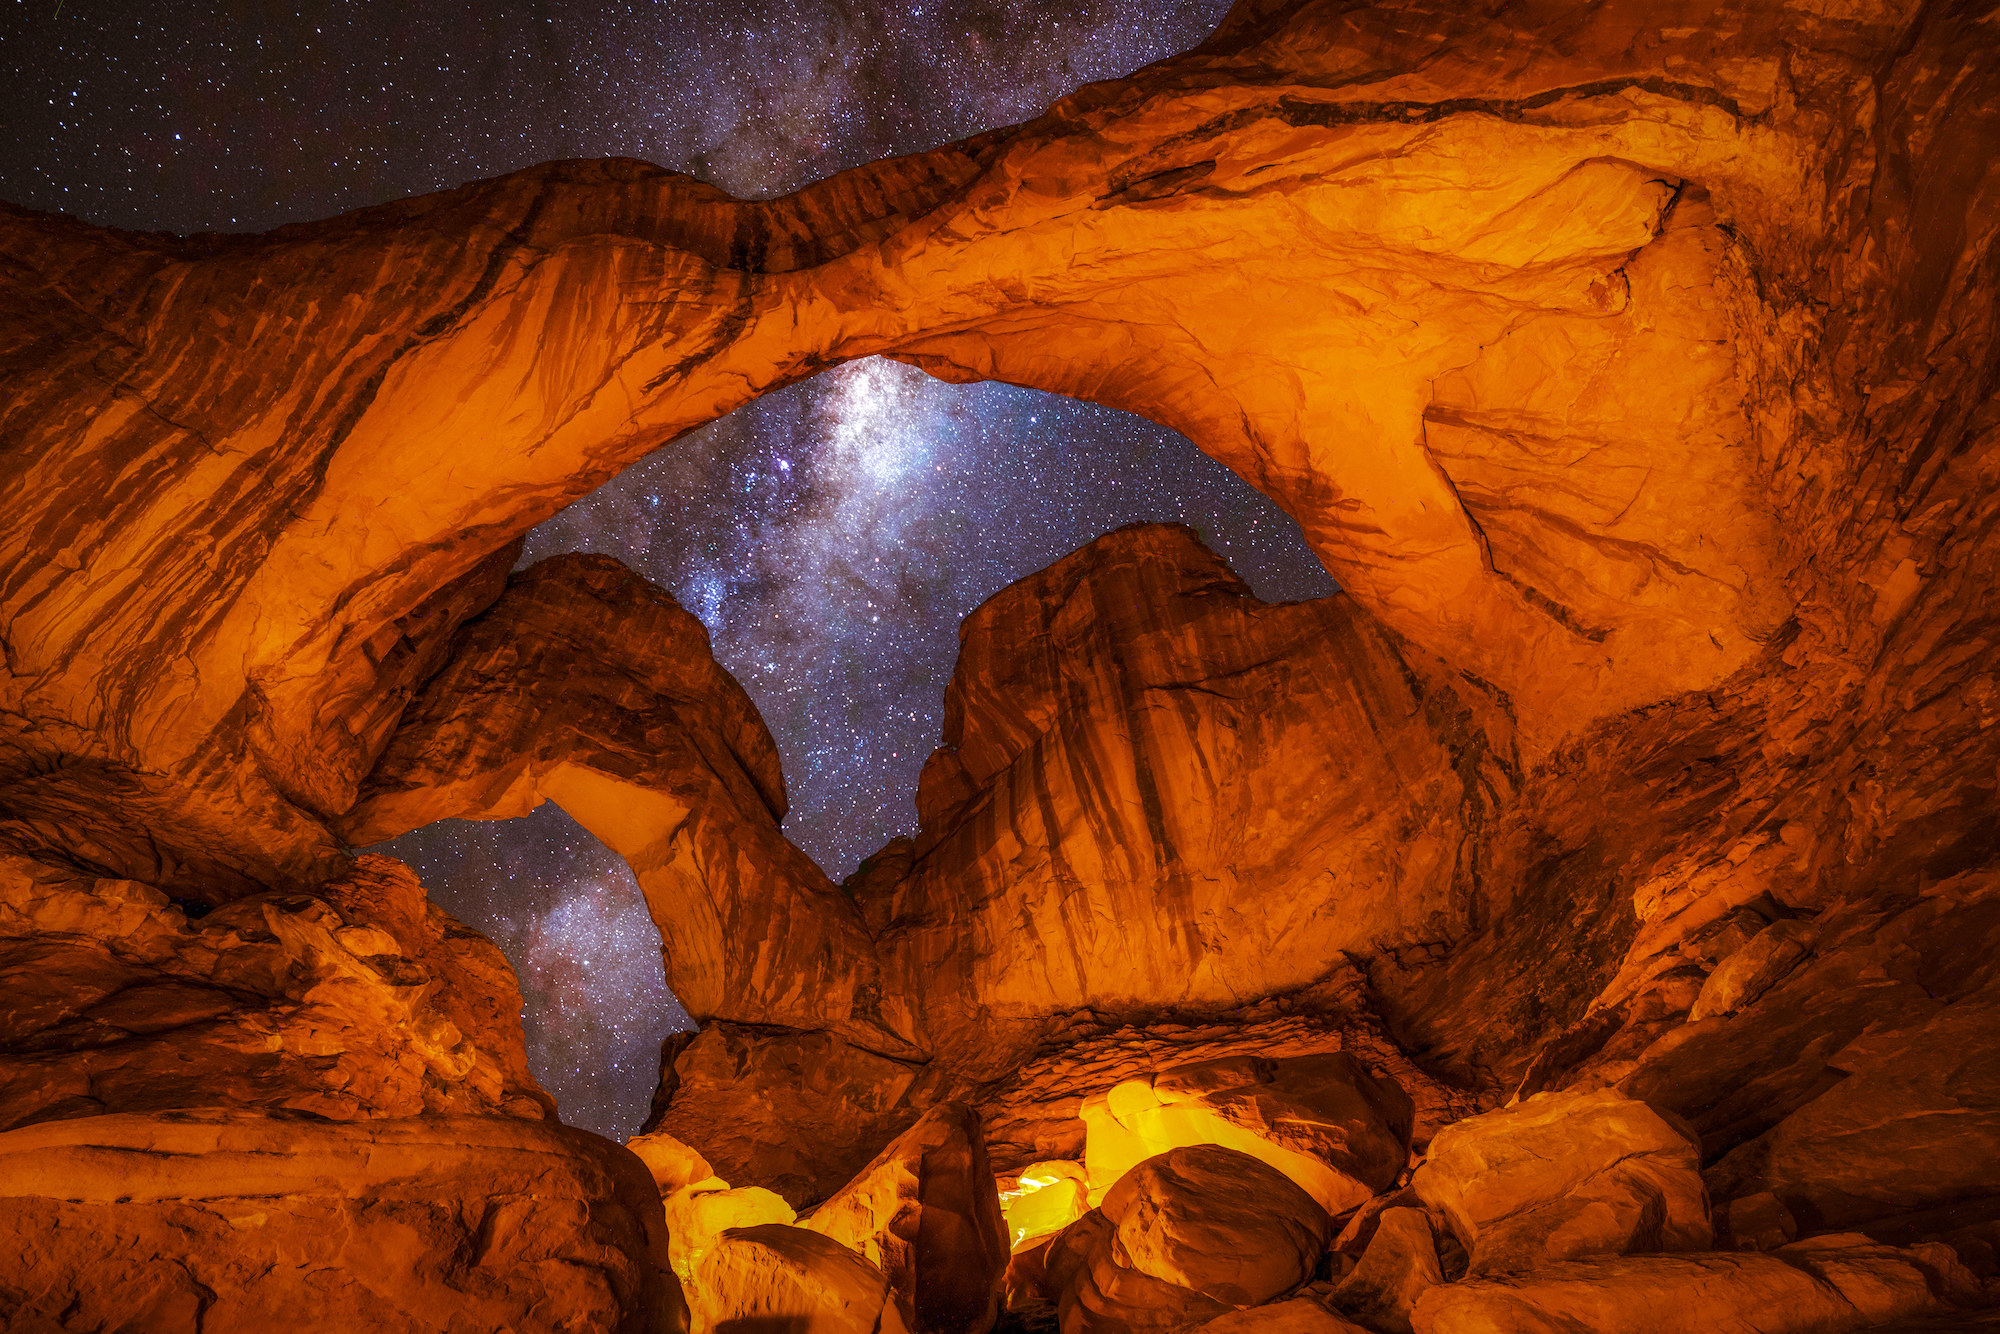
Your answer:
[1,0,1344,1140]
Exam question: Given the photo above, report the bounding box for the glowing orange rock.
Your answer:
[1412,1088,1710,1275]
[0,852,550,1130]
[1080,1053,1413,1215]
[688,1223,908,1334]
[1408,1236,1977,1334]
[0,1110,685,1333]
[806,1101,1010,1334]
[1050,1146,1334,1330]
[627,1129,718,1195]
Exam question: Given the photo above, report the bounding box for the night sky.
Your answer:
[3,0,1341,1139]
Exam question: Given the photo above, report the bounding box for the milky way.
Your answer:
[4,0,1345,1139]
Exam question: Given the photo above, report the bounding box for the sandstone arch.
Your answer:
[3,0,1998,1319]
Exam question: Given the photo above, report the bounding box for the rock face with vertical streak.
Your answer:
[806,1101,1011,1334]
[863,523,1499,1073]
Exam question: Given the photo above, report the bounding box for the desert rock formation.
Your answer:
[1,0,1997,1325]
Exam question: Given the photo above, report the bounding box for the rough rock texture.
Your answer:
[335,552,927,1200]
[1703,978,2000,1237]
[663,1184,797,1285]
[1407,1236,1974,1334]
[1046,1209,1232,1334]
[860,524,1498,1068]
[807,1101,1011,1334]
[3,0,1999,1320]
[0,1109,685,1333]
[1330,1207,1447,1334]
[1080,1051,1413,1214]
[337,554,897,1048]
[973,970,1479,1177]
[648,1019,928,1206]
[689,1224,907,1334]
[1412,1088,1711,1275]
[1194,1300,1373,1334]
[1053,1145,1333,1329]
[0,851,551,1131]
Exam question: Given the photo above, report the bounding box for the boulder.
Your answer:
[807,1101,1010,1334]
[1192,1298,1375,1334]
[1329,1206,1447,1333]
[1001,1160,1091,1252]
[1048,1146,1334,1330]
[1408,1234,1975,1333]
[1704,985,2000,1235]
[689,1223,907,1333]
[1412,1088,1710,1274]
[0,1110,684,1333]
[1082,1053,1414,1214]
[1047,1209,1232,1334]
[663,1184,797,1284]
[1105,1146,1333,1305]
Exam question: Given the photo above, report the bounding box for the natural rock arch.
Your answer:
[2,0,1997,1312]
[9,0,1933,901]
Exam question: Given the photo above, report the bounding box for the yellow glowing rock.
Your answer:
[1081,1054,1413,1215]
[662,1182,797,1284]
[626,1129,715,1195]
[998,1160,1088,1252]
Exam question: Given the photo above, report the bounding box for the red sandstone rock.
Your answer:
[688,1223,907,1334]
[1411,1088,1711,1274]
[646,1020,927,1207]
[972,972,1478,1178]
[1328,1207,1447,1334]
[0,1110,686,1333]
[1080,1051,1413,1215]
[1702,979,2000,1236]
[1407,1236,1976,1334]
[1050,1145,1333,1330]
[1193,1299,1373,1334]
[1046,1208,1232,1334]
[865,525,1497,1071]
[663,1184,798,1285]
[335,553,926,1201]
[338,553,898,1049]
[0,852,550,1130]
[1101,1145,1331,1306]
[0,0,1996,1324]
[806,1101,1011,1334]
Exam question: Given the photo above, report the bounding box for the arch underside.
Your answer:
[1,0,1996,1237]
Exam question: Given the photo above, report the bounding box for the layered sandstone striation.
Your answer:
[858,524,1498,1070]
[0,851,550,1130]
[0,1107,685,1331]
[6,0,1987,901]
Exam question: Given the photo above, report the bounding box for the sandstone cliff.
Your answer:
[0,0,1995,1324]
